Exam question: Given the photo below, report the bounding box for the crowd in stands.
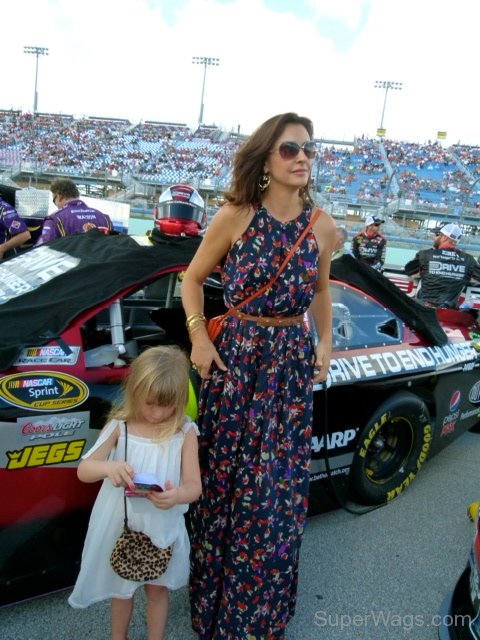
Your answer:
[314,137,388,201]
[0,111,241,189]
[1,110,480,215]
[382,139,475,210]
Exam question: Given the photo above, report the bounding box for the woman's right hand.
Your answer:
[190,329,227,378]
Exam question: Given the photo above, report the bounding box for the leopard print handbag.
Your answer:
[110,422,173,582]
[110,525,173,582]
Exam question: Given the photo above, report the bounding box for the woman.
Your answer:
[181,112,336,639]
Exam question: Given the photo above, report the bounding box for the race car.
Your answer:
[1,230,479,607]
[439,510,480,639]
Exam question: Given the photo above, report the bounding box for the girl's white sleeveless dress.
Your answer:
[68,418,198,608]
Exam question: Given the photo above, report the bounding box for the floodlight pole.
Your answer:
[192,56,219,126]
[383,167,398,219]
[374,80,403,131]
[24,46,49,114]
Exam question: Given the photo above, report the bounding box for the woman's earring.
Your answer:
[259,173,270,192]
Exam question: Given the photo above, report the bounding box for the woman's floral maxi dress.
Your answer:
[189,205,320,640]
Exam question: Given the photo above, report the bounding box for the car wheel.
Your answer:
[350,391,432,504]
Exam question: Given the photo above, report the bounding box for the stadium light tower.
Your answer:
[192,56,219,126]
[374,80,403,134]
[24,46,49,114]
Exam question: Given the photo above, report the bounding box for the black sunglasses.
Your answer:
[274,140,317,160]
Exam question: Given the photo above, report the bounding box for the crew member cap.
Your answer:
[365,215,384,226]
[439,223,462,241]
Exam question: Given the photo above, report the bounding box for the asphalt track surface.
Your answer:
[2,429,480,640]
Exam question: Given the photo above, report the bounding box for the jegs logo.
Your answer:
[6,439,86,469]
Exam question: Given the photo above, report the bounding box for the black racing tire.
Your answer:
[350,391,432,505]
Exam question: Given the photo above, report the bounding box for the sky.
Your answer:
[3,0,480,146]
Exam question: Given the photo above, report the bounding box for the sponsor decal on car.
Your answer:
[311,428,358,453]
[309,465,350,483]
[449,390,462,412]
[21,415,86,440]
[461,408,480,421]
[0,371,89,411]
[441,390,462,436]
[327,341,477,386]
[0,246,80,305]
[13,346,80,366]
[0,411,94,470]
[441,420,457,436]
[470,381,480,404]
[6,439,86,469]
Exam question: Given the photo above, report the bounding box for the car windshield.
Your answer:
[329,282,403,350]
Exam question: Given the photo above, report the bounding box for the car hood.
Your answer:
[0,229,201,370]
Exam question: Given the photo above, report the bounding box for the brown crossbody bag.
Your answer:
[207,207,322,342]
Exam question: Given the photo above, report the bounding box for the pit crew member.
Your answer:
[351,215,386,271]
[0,192,31,260]
[404,223,480,308]
[35,178,113,246]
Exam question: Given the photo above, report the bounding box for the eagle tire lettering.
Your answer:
[350,391,432,505]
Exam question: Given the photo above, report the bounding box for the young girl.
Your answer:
[68,345,201,640]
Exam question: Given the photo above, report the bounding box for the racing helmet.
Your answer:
[154,184,207,236]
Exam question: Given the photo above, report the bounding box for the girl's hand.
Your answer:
[147,480,179,509]
[106,461,135,489]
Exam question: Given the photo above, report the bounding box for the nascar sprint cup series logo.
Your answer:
[0,371,89,412]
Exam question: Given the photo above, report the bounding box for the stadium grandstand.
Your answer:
[1,109,479,253]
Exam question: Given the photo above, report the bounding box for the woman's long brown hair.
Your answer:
[224,112,315,207]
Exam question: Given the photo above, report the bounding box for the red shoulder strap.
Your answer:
[224,207,323,317]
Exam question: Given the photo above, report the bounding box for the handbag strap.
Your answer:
[122,421,129,527]
[222,207,322,319]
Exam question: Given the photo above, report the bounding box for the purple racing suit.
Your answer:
[0,198,29,257]
[36,199,113,245]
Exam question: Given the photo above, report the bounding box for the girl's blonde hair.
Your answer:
[109,345,190,441]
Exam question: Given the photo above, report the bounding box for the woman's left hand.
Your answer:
[313,340,331,383]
